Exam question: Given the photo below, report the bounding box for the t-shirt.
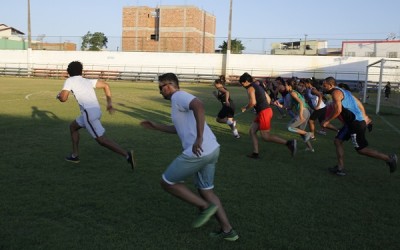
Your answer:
[171,91,219,157]
[62,76,99,111]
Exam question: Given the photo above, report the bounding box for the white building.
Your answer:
[342,40,400,58]
[0,24,24,39]
[271,40,334,56]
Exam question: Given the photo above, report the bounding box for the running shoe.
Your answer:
[233,129,240,139]
[305,148,315,153]
[209,229,239,241]
[304,132,312,142]
[317,130,327,136]
[192,204,218,228]
[387,153,398,173]
[246,152,259,159]
[65,155,80,163]
[328,166,346,176]
[127,150,136,171]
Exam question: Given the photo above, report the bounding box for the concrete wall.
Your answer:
[0,50,398,82]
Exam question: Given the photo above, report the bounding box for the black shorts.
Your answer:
[310,107,327,123]
[336,120,368,150]
[217,103,235,119]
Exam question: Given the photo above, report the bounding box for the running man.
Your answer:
[57,61,135,170]
[239,72,297,159]
[140,73,239,241]
[321,76,397,176]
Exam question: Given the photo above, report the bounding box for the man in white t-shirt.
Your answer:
[140,73,238,241]
[57,61,135,170]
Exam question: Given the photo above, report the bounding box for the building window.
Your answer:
[387,52,398,58]
[345,52,355,57]
[365,52,376,57]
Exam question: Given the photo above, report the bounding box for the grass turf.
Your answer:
[0,77,399,250]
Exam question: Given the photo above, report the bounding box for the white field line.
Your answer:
[25,91,45,100]
[378,114,400,136]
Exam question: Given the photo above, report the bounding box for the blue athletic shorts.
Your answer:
[162,147,220,190]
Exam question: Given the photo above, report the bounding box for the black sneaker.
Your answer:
[387,154,398,173]
[287,139,297,157]
[65,155,80,163]
[246,152,259,159]
[127,150,136,171]
[328,166,346,176]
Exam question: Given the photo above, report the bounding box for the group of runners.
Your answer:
[57,61,397,242]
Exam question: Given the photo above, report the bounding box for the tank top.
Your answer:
[289,90,309,112]
[335,87,364,122]
[247,82,269,113]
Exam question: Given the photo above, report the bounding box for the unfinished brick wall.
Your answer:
[122,5,215,53]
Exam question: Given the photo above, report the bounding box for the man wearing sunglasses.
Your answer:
[141,73,239,241]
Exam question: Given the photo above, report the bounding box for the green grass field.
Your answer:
[1,77,400,250]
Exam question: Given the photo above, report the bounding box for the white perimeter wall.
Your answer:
[0,50,397,82]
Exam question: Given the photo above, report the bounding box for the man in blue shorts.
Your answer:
[140,73,238,241]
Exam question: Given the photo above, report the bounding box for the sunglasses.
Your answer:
[159,83,169,91]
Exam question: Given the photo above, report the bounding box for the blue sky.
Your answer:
[2,0,400,53]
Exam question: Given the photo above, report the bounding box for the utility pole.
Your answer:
[27,0,32,76]
[227,0,232,53]
[224,0,233,78]
[27,0,31,49]
[303,34,307,55]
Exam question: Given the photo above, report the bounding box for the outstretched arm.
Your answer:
[96,80,114,114]
[140,120,177,134]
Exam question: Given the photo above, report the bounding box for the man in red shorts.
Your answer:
[239,72,297,159]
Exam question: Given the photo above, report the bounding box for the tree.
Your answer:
[218,39,245,54]
[81,32,108,51]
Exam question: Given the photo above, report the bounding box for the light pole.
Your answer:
[224,0,233,78]
[27,0,31,49]
[27,0,32,76]
[227,0,232,53]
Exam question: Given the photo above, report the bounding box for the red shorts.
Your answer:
[325,103,343,122]
[254,107,273,131]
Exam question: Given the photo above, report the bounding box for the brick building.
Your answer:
[122,5,216,53]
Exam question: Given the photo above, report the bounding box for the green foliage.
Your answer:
[218,39,246,54]
[0,77,400,249]
[81,31,108,51]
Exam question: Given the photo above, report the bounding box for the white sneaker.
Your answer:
[233,129,240,138]
[304,132,312,142]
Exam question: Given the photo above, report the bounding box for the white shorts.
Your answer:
[76,108,105,138]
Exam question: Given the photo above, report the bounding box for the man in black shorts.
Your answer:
[321,77,397,176]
